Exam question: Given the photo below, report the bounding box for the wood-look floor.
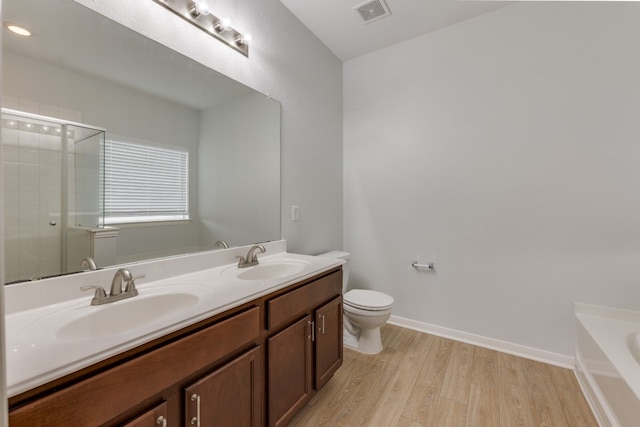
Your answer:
[289,324,598,427]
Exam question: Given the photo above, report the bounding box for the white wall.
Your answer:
[344,2,640,357]
[74,0,344,255]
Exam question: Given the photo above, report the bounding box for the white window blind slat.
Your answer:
[103,139,189,223]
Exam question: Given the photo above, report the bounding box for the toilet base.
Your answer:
[343,325,383,355]
[343,327,359,349]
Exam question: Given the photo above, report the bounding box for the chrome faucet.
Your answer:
[80,257,98,271]
[111,268,134,296]
[238,244,266,268]
[81,268,145,306]
[215,240,229,249]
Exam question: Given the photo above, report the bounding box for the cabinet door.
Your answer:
[184,347,261,427]
[122,401,169,427]
[268,315,314,427]
[315,296,343,390]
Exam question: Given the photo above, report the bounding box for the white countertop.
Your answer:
[5,242,344,397]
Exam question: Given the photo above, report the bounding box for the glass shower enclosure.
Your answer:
[2,108,105,283]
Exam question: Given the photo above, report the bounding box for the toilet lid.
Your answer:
[344,289,394,310]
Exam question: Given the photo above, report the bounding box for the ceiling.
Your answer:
[279,0,510,61]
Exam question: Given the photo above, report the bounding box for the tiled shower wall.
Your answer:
[2,97,82,283]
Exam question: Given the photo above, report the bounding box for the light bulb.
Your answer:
[235,33,252,46]
[215,17,234,33]
[190,0,211,18]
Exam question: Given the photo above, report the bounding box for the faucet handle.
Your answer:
[125,274,145,293]
[81,285,107,297]
[81,285,108,305]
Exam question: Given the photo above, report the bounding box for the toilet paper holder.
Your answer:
[411,261,434,270]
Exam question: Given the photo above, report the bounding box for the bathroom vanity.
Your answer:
[5,244,343,427]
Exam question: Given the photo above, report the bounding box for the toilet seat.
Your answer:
[344,289,394,311]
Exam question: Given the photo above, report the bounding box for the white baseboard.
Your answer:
[388,315,574,369]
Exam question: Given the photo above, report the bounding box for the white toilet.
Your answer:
[319,251,394,354]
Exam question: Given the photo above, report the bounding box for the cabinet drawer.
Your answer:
[122,401,168,427]
[9,306,260,427]
[267,270,341,331]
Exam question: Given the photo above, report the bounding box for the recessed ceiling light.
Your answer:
[4,23,32,37]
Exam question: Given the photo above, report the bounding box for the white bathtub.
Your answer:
[575,303,640,427]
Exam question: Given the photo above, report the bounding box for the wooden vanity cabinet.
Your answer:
[8,305,261,427]
[8,267,343,427]
[265,270,343,427]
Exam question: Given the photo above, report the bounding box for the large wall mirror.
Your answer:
[2,0,281,284]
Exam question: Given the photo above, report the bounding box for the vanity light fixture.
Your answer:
[151,0,250,57]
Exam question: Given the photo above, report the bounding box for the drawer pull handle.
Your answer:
[308,320,315,341]
[191,393,201,426]
[320,314,325,334]
[156,415,167,427]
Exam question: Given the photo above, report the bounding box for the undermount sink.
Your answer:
[57,292,200,340]
[236,260,311,281]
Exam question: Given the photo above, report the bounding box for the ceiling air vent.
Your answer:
[354,0,392,24]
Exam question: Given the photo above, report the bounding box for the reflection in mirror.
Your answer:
[2,108,105,283]
[2,0,281,284]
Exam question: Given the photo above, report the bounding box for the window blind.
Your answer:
[103,139,189,224]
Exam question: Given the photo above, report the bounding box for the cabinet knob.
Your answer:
[156,415,167,427]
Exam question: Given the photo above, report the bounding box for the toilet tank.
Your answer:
[317,251,350,292]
